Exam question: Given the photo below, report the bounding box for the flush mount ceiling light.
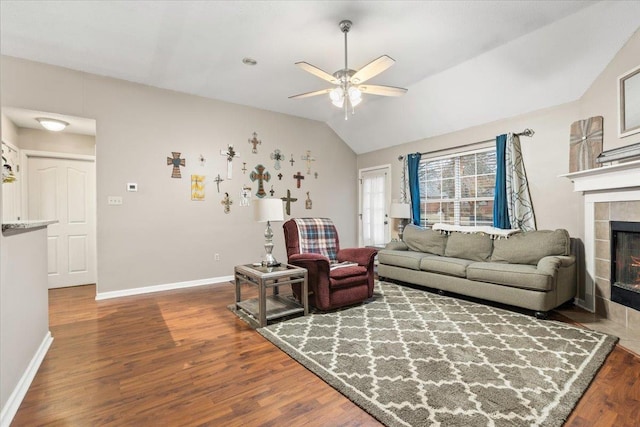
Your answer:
[289,19,407,120]
[36,117,69,132]
[242,57,257,66]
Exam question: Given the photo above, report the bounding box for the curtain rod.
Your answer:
[397,128,535,161]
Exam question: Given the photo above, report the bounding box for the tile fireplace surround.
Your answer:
[563,159,640,353]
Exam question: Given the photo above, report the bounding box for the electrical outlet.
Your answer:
[107,196,123,205]
[214,253,220,261]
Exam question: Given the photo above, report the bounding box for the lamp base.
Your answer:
[262,221,281,267]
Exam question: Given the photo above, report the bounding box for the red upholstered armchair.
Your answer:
[283,218,378,311]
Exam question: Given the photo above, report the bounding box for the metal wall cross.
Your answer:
[250,164,271,198]
[248,132,261,154]
[270,149,284,170]
[301,150,316,174]
[280,189,298,216]
[214,174,224,193]
[167,152,186,178]
[221,192,233,214]
[220,145,240,179]
[293,171,305,188]
[289,154,295,167]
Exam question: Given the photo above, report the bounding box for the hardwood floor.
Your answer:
[11,283,640,426]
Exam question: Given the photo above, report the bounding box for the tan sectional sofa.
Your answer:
[378,225,577,318]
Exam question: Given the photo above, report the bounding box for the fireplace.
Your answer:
[610,221,640,311]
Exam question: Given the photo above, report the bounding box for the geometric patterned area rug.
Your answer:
[258,282,618,427]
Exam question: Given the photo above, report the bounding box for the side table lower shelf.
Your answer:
[236,295,305,325]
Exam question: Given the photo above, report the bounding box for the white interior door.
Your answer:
[359,166,391,246]
[26,154,96,288]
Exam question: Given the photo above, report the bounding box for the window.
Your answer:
[419,148,496,227]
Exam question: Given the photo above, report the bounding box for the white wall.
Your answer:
[17,128,95,156]
[0,56,359,295]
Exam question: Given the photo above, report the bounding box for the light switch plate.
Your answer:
[107,196,123,205]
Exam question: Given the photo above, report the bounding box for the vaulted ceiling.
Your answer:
[1,1,639,154]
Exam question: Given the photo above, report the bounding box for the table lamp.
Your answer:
[254,198,285,267]
[389,202,411,240]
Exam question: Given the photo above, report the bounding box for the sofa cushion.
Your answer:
[444,232,493,262]
[420,256,474,278]
[467,262,553,291]
[403,225,448,256]
[378,250,432,270]
[491,229,570,265]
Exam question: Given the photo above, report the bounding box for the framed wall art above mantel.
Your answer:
[618,64,640,138]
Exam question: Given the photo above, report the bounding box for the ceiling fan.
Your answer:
[289,19,408,120]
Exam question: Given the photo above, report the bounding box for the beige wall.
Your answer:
[0,56,358,294]
[17,127,95,156]
[1,113,19,146]
[358,28,640,241]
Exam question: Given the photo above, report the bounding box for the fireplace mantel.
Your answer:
[561,159,640,192]
[562,160,640,320]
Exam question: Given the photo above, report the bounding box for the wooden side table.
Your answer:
[234,263,308,328]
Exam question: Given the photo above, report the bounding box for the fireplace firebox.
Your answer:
[610,221,640,311]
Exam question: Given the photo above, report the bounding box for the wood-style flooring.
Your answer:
[11,283,640,426]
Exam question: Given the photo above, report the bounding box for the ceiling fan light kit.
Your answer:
[290,19,407,120]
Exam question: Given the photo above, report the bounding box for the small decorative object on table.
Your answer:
[254,198,285,267]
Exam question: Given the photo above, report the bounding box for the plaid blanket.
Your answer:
[294,218,339,263]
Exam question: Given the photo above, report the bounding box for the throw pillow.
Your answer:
[444,232,493,261]
[491,229,570,265]
[403,224,448,256]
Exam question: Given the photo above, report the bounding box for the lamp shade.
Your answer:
[254,198,284,223]
[389,203,411,219]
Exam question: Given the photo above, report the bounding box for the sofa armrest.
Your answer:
[536,255,575,275]
[385,241,408,251]
[337,247,378,268]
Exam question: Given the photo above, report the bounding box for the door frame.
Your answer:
[358,164,391,247]
[21,149,97,288]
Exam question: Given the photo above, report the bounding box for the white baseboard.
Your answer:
[95,275,234,301]
[0,331,53,427]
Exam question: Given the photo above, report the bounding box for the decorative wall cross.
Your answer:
[221,192,232,214]
[214,174,224,193]
[270,149,284,170]
[314,172,319,179]
[293,171,305,188]
[301,150,316,174]
[191,175,205,201]
[277,173,283,180]
[242,162,247,174]
[167,152,186,178]
[248,132,261,154]
[269,185,275,197]
[250,164,271,198]
[289,154,295,167]
[220,145,239,179]
[280,189,298,216]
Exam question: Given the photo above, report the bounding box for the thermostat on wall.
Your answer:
[127,183,138,192]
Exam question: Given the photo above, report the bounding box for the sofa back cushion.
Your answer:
[403,224,448,256]
[491,229,570,265]
[444,232,493,261]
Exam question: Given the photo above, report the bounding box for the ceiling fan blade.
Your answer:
[295,62,339,84]
[358,84,408,97]
[288,88,333,99]
[350,55,395,84]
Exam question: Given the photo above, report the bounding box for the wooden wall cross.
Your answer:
[248,132,261,154]
[280,189,298,216]
[220,145,240,179]
[293,171,305,188]
[167,152,186,178]
[250,164,271,198]
[221,192,232,214]
[214,174,224,193]
[301,150,316,174]
[289,154,295,167]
